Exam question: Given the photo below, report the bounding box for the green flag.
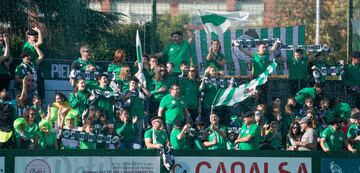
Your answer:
[212,62,277,106]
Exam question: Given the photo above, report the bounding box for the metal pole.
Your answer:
[347,0,353,63]
[315,0,320,45]
[151,0,157,54]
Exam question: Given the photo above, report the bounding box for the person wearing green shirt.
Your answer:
[0,33,11,91]
[37,120,58,149]
[278,49,309,95]
[22,27,43,65]
[79,122,97,149]
[149,65,168,116]
[347,112,360,150]
[170,120,193,149]
[203,113,227,150]
[199,66,219,126]
[144,116,169,149]
[68,78,90,124]
[342,51,360,108]
[320,118,356,153]
[13,118,35,149]
[307,52,328,86]
[235,112,261,150]
[295,83,323,105]
[116,65,131,92]
[71,45,97,72]
[166,62,179,86]
[107,49,126,81]
[122,77,151,144]
[206,40,226,76]
[179,65,201,121]
[236,41,280,103]
[158,84,190,133]
[155,24,194,73]
[115,109,141,149]
[88,74,115,123]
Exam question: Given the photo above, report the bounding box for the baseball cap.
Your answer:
[299,116,311,124]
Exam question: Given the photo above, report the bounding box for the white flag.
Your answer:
[135,30,147,88]
[197,9,249,35]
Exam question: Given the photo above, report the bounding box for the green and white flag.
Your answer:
[212,61,277,106]
[197,9,249,35]
[135,30,147,88]
[191,25,305,76]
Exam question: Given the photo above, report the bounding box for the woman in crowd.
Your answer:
[286,122,302,150]
[69,78,90,124]
[206,40,226,76]
[180,65,201,121]
[114,109,141,149]
[149,65,168,116]
[199,66,219,125]
[108,48,126,81]
[37,119,58,149]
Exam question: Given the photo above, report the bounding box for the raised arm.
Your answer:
[33,27,43,46]
[184,24,194,45]
[34,44,44,65]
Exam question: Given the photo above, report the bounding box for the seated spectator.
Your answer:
[297,116,317,151]
[299,97,319,118]
[13,118,36,149]
[79,121,96,149]
[261,121,282,150]
[286,122,302,150]
[347,112,360,150]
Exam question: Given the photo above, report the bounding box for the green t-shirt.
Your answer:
[72,58,96,71]
[162,40,192,73]
[201,82,218,109]
[144,128,168,147]
[37,131,57,149]
[206,126,228,150]
[125,90,145,119]
[149,79,168,102]
[22,41,39,65]
[342,63,360,87]
[79,141,97,149]
[287,56,308,80]
[117,79,129,92]
[115,121,137,144]
[107,63,122,81]
[238,123,261,150]
[321,126,346,152]
[333,103,352,120]
[294,87,316,105]
[159,94,187,124]
[69,90,90,117]
[15,62,35,78]
[252,52,270,78]
[180,79,200,109]
[27,123,39,139]
[347,123,360,150]
[206,52,225,71]
[170,128,192,149]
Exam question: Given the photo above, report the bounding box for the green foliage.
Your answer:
[156,12,191,51]
[276,0,348,63]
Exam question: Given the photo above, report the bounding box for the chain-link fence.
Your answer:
[0,0,356,63]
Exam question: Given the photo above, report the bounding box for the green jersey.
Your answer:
[107,63,123,81]
[144,128,168,147]
[22,41,39,65]
[149,79,168,102]
[206,52,225,71]
[69,90,90,117]
[37,131,57,149]
[159,94,187,124]
[347,123,360,150]
[252,52,270,78]
[342,63,360,87]
[180,79,200,109]
[115,121,137,144]
[206,126,228,150]
[287,56,308,80]
[71,58,96,71]
[321,126,346,152]
[170,128,192,149]
[238,123,261,150]
[162,40,192,73]
[200,82,218,109]
[294,87,316,105]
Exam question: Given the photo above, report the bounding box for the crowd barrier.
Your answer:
[0,149,359,173]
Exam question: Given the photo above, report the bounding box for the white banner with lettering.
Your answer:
[172,157,311,173]
[0,157,4,173]
[15,156,160,173]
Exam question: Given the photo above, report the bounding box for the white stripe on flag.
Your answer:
[293,26,299,46]
[216,87,233,106]
[218,33,225,55]
[231,29,241,75]
[194,30,203,73]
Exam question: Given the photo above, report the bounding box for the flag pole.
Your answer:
[210,89,222,114]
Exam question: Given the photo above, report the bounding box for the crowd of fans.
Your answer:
[0,24,359,153]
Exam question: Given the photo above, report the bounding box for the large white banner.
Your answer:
[15,156,160,173]
[173,157,311,173]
